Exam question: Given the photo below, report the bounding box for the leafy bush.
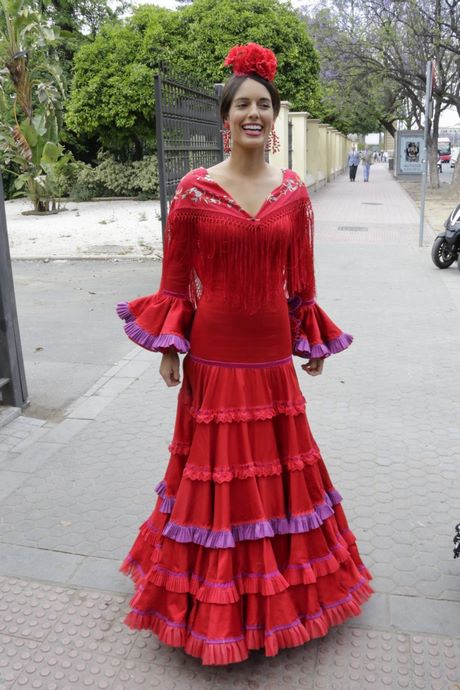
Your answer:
[45,153,83,198]
[69,151,159,199]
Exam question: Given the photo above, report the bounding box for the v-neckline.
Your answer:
[201,167,287,219]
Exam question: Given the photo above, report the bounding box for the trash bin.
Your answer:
[388,158,394,171]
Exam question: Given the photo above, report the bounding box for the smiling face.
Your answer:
[225,77,275,151]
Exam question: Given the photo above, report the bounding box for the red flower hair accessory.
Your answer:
[224,43,277,81]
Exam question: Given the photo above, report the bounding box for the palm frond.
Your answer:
[12,123,32,161]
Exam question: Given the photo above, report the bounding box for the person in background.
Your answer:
[361,146,373,182]
[347,145,360,181]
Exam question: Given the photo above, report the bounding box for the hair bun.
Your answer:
[224,43,277,82]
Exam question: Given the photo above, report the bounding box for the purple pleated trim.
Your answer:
[123,321,190,353]
[163,521,235,548]
[116,301,135,322]
[294,332,353,359]
[161,491,342,548]
[116,301,190,353]
[155,480,176,514]
[328,488,343,505]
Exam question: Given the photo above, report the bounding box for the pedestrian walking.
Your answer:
[347,145,360,181]
[116,42,373,666]
[361,147,373,182]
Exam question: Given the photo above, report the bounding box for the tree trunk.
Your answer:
[133,135,144,161]
[34,199,49,213]
[450,155,460,193]
[379,118,396,137]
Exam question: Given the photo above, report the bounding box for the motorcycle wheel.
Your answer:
[431,237,456,268]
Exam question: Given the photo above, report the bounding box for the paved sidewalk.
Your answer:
[1,163,460,689]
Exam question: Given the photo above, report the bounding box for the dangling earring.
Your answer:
[266,125,280,154]
[222,122,231,153]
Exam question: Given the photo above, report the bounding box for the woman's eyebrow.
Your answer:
[234,97,271,103]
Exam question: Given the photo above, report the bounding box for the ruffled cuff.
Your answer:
[116,290,194,353]
[288,295,353,359]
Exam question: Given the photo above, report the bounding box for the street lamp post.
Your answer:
[419,60,434,248]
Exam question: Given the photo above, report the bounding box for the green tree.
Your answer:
[172,0,321,114]
[38,0,132,166]
[306,0,459,188]
[65,6,176,158]
[36,0,129,84]
[305,6,406,136]
[65,0,321,158]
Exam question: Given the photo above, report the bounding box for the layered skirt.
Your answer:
[119,292,373,665]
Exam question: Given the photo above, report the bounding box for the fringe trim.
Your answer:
[182,449,321,482]
[189,398,306,424]
[123,579,373,665]
[165,196,314,314]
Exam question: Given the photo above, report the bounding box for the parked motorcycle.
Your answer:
[431,203,460,269]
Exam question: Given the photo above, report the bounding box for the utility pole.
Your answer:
[419,60,434,248]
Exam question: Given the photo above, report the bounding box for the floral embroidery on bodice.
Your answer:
[173,167,305,216]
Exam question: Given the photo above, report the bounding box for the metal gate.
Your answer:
[155,66,224,232]
[0,174,28,411]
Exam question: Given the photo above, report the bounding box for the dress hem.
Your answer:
[120,573,373,665]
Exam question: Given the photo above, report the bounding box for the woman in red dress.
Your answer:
[116,43,373,665]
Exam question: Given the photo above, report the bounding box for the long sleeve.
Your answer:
[287,185,353,359]
[116,194,195,353]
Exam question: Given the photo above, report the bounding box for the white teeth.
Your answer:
[243,125,262,130]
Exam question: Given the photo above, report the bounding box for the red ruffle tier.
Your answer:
[120,356,373,665]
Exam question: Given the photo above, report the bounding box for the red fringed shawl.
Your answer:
[161,167,315,314]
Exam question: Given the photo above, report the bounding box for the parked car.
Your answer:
[450,147,459,168]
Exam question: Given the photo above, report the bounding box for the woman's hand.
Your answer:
[301,357,324,376]
[160,350,181,386]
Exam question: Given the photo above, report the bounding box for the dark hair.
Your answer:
[219,74,281,121]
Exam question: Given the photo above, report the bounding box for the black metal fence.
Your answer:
[0,174,28,409]
[155,67,224,232]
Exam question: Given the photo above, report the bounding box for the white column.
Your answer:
[288,112,309,182]
[269,100,291,169]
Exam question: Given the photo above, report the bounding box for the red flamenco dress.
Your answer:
[116,167,373,665]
